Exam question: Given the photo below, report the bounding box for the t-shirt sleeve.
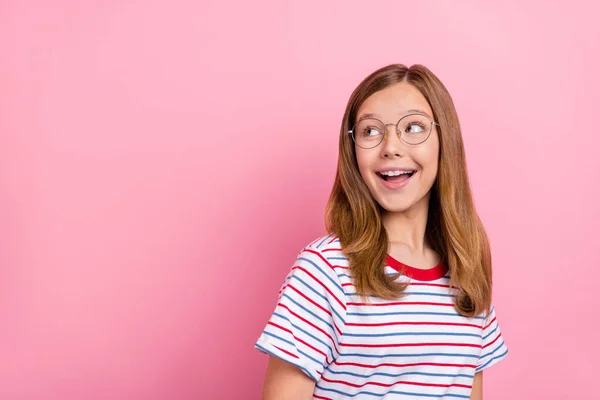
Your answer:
[476,303,509,373]
[254,245,347,382]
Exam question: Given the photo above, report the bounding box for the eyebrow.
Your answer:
[357,109,433,122]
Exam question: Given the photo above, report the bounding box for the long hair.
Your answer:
[324,64,492,318]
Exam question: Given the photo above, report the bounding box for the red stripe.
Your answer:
[273,345,299,359]
[307,237,322,248]
[304,249,336,268]
[291,264,346,311]
[313,395,332,400]
[340,341,482,349]
[483,316,497,330]
[268,321,331,364]
[320,375,472,390]
[322,248,342,252]
[346,321,481,329]
[277,303,340,353]
[327,236,338,244]
[331,265,348,270]
[342,283,353,287]
[347,301,455,307]
[304,248,348,277]
[334,360,477,369]
[286,283,338,325]
[483,332,502,349]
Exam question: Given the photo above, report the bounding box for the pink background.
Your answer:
[1,1,599,399]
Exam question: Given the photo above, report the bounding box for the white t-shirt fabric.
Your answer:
[255,234,508,399]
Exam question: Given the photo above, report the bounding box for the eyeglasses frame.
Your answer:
[348,113,440,149]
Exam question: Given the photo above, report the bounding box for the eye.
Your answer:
[361,126,383,137]
[353,118,384,143]
[406,122,426,134]
[365,127,382,136]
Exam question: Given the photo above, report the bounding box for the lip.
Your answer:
[376,170,417,190]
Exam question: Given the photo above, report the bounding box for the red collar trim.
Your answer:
[386,255,448,281]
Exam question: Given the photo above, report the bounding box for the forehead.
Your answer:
[357,82,433,120]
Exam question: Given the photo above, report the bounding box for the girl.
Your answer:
[255,64,508,399]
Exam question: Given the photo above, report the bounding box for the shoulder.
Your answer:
[304,233,343,254]
[285,233,346,295]
[296,234,347,276]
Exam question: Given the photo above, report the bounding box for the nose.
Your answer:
[380,124,406,158]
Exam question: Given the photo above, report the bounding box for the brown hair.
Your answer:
[324,64,492,318]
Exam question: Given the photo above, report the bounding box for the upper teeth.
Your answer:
[380,170,414,176]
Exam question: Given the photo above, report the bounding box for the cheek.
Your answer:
[414,141,440,176]
[355,148,372,178]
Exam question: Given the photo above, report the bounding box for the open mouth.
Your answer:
[377,170,416,182]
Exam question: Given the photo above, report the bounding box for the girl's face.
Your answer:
[354,82,440,214]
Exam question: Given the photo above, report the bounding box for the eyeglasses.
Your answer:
[349,113,440,149]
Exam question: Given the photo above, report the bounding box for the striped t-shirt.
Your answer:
[255,234,509,399]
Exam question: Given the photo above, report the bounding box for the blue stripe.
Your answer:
[478,339,506,361]
[280,293,336,334]
[315,385,470,399]
[254,342,319,382]
[326,257,348,261]
[405,291,455,297]
[484,305,495,322]
[340,272,398,279]
[343,331,482,339]
[483,324,498,341]
[476,347,508,372]
[263,330,295,347]
[339,351,479,359]
[347,310,484,320]
[342,272,422,278]
[298,256,344,297]
[307,238,321,248]
[272,311,335,360]
[287,275,345,324]
[327,369,474,380]
[345,291,454,298]
[297,348,321,367]
[316,236,330,249]
[340,272,399,279]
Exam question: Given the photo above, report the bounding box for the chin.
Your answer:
[380,203,415,214]
[373,190,431,215]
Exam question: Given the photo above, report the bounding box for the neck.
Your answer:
[382,193,431,256]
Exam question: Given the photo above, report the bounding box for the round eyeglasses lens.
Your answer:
[398,114,434,145]
[352,118,385,149]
